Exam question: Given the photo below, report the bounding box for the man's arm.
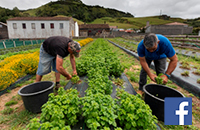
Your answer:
[56,55,72,80]
[165,54,178,75]
[70,53,77,75]
[139,56,156,82]
[161,54,178,84]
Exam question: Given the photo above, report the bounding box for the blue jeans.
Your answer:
[36,44,58,76]
[139,58,166,91]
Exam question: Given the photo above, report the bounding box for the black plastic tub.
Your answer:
[143,84,185,122]
[18,81,54,113]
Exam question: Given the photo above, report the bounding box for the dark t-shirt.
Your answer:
[43,36,72,58]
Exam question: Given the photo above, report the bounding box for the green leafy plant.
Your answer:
[71,75,80,84]
[111,76,124,86]
[115,88,157,129]
[81,93,118,130]
[25,117,71,130]
[181,71,189,76]
[193,69,200,75]
[155,73,164,85]
[40,88,81,126]
[197,78,200,84]
[180,63,191,70]
[26,88,80,129]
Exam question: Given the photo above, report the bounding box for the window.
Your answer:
[0,25,2,28]
[31,23,35,29]
[13,23,17,29]
[50,23,54,29]
[41,23,45,29]
[22,23,26,29]
[60,23,63,29]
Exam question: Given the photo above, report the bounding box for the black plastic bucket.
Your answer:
[143,84,185,121]
[18,81,54,113]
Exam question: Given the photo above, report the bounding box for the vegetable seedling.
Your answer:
[71,75,81,84]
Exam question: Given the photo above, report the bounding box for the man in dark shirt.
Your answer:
[35,36,81,90]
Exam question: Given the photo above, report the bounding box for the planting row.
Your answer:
[26,39,158,130]
[0,38,93,91]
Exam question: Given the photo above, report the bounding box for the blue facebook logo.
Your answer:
[164,97,192,125]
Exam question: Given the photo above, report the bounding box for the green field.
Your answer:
[89,16,186,29]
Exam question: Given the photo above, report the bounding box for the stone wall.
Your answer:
[146,25,193,35]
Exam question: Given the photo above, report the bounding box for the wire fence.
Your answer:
[0,39,45,49]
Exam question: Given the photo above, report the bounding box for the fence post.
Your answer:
[31,40,33,45]
[13,41,16,47]
[23,41,25,46]
[3,41,6,49]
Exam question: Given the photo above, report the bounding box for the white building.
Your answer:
[7,17,75,39]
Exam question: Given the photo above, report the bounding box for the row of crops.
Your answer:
[25,39,158,130]
[0,38,93,92]
[0,44,41,55]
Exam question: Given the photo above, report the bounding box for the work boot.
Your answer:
[55,84,61,91]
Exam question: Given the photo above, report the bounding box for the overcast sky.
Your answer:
[0,0,199,19]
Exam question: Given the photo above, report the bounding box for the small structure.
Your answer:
[7,17,75,39]
[109,26,118,31]
[145,22,193,35]
[79,24,110,37]
[75,22,79,37]
[0,22,9,39]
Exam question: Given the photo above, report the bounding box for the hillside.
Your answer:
[22,0,133,22]
[90,16,186,29]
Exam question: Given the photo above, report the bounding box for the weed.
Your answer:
[6,89,11,93]
[5,100,18,106]
[130,76,138,82]
[1,107,14,115]
[189,93,195,97]
[167,84,177,89]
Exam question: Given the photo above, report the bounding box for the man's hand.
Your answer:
[66,74,72,80]
[72,71,77,76]
[160,74,168,84]
[149,73,157,82]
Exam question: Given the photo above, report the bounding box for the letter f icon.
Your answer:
[175,101,189,125]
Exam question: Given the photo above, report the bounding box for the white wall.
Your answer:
[7,20,72,39]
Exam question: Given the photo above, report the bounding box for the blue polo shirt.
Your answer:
[137,34,175,60]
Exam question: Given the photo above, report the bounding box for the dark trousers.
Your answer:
[139,58,166,91]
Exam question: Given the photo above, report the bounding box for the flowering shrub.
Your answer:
[0,51,39,91]
[0,69,19,90]
[78,38,93,47]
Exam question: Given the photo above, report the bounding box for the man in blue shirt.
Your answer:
[137,33,178,95]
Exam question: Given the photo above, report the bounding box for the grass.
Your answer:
[90,16,185,29]
[5,100,18,106]
[1,107,14,115]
